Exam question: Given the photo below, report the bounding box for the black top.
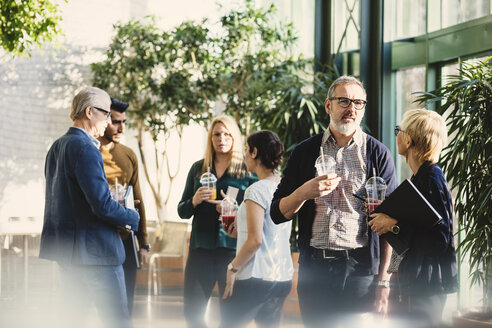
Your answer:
[397,161,458,296]
[177,159,257,250]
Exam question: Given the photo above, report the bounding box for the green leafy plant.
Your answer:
[91,3,338,230]
[415,57,492,310]
[91,17,218,221]
[215,0,336,155]
[0,0,66,57]
[216,0,298,133]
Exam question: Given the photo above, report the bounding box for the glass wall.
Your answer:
[384,0,491,36]
[385,0,426,41]
[262,0,316,57]
[394,65,425,181]
[332,0,361,53]
[322,0,492,319]
[441,0,490,29]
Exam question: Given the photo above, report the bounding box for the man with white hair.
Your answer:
[271,76,397,327]
[40,86,139,328]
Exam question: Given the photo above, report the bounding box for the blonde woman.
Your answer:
[178,116,256,327]
[368,109,457,327]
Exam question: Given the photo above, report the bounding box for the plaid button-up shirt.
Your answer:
[310,128,368,250]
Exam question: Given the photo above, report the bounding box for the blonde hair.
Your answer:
[70,87,110,121]
[202,115,248,178]
[400,109,448,163]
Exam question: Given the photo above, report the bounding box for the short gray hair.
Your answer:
[70,87,110,121]
[326,75,366,99]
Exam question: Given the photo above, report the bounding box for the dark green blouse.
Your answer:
[177,159,257,250]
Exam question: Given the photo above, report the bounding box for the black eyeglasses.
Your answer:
[329,97,367,110]
[93,106,111,119]
[394,125,405,136]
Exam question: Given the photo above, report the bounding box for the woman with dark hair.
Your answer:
[177,116,256,327]
[221,130,293,328]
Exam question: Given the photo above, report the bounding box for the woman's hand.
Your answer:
[222,219,237,238]
[374,285,390,318]
[192,186,213,207]
[222,268,237,299]
[368,213,398,235]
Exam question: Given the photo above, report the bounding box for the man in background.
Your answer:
[40,87,139,328]
[99,97,150,314]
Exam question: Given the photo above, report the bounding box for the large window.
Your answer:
[394,66,425,181]
[385,0,491,39]
[385,0,426,41]
[332,0,361,53]
[321,0,492,319]
[440,0,490,29]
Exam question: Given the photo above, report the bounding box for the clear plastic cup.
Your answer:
[365,176,387,213]
[200,172,217,200]
[220,196,238,230]
[315,155,336,176]
[110,180,126,206]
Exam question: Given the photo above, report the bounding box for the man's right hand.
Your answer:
[299,174,341,200]
[192,186,213,207]
[279,174,341,220]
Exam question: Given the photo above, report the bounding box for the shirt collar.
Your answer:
[72,126,101,148]
[322,126,365,147]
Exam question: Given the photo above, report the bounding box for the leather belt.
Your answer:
[311,247,366,260]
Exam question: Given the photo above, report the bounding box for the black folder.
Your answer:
[124,185,141,269]
[373,179,443,255]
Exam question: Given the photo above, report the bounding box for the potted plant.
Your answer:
[416,56,492,326]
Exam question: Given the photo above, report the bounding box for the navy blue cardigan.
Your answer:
[271,132,397,275]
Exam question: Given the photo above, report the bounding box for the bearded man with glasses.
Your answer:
[271,76,397,327]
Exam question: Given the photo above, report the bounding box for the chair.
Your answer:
[147,220,189,296]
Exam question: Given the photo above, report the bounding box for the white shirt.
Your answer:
[73,126,100,148]
[236,179,293,282]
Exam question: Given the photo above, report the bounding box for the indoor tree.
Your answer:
[0,0,66,57]
[91,18,219,222]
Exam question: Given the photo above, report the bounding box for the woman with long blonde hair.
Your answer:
[178,115,256,327]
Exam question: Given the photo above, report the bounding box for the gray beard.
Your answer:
[331,120,357,135]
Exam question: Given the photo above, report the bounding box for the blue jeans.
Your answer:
[298,252,375,328]
[58,263,130,328]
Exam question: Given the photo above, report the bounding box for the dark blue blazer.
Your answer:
[40,127,140,265]
[397,162,458,296]
[271,132,397,275]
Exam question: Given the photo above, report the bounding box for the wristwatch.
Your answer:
[140,244,151,251]
[391,224,400,235]
[227,263,238,273]
[376,280,390,288]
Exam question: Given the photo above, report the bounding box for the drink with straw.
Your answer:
[200,168,217,200]
[315,146,336,176]
[365,172,387,213]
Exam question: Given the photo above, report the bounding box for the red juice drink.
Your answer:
[365,176,387,213]
[222,215,235,230]
[367,198,382,213]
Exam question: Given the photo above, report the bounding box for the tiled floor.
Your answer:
[0,253,303,328]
